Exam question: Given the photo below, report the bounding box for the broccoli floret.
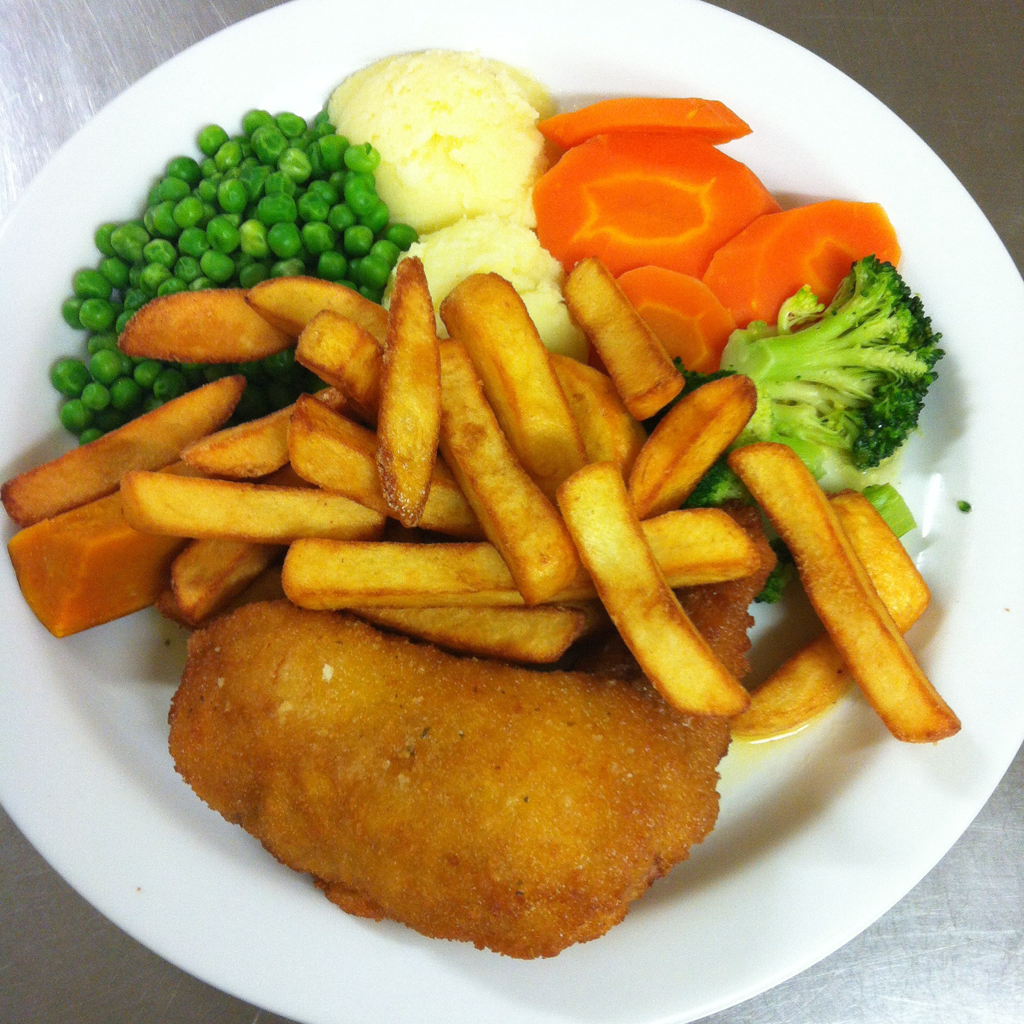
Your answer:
[755,539,795,604]
[720,257,943,472]
[682,457,748,508]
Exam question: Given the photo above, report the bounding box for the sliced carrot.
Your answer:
[702,199,901,326]
[534,133,779,279]
[617,266,736,373]
[537,97,751,150]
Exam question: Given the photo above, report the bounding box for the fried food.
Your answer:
[169,601,731,959]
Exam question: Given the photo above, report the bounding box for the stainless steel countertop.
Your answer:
[1,1,1022,1021]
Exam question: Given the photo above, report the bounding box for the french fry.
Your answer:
[628,374,757,518]
[168,539,282,627]
[247,275,389,342]
[377,257,441,526]
[2,375,245,527]
[287,394,482,539]
[282,508,760,609]
[550,354,647,475]
[440,273,587,500]
[119,291,291,362]
[181,387,347,479]
[437,340,581,605]
[295,310,382,423]
[728,443,959,742]
[731,490,932,740]
[350,604,592,664]
[120,471,385,544]
[556,462,750,717]
[563,257,684,420]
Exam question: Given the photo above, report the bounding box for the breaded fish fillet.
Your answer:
[169,601,730,958]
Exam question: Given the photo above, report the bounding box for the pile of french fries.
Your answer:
[3,257,960,743]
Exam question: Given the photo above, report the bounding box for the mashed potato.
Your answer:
[328,51,553,235]
[396,215,587,360]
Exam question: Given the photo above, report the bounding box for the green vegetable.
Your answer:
[861,483,916,537]
[50,358,90,398]
[720,257,943,474]
[756,539,796,604]
[957,499,972,513]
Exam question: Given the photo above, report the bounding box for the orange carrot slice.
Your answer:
[534,133,779,279]
[617,266,737,373]
[537,97,751,150]
[702,199,901,326]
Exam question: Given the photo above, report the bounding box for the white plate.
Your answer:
[2,1,1023,1022]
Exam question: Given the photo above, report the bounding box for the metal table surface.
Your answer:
[1,1,1021,1022]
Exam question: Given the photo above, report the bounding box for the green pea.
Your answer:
[385,223,419,251]
[157,175,192,203]
[89,349,123,386]
[327,204,356,232]
[343,142,381,175]
[343,178,377,217]
[114,310,133,334]
[108,376,142,411]
[216,178,247,213]
[359,283,384,304]
[306,179,339,206]
[79,297,117,332]
[87,332,120,355]
[170,255,199,284]
[98,256,130,290]
[343,225,374,257]
[222,211,243,229]
[60,398,93,434]
[73,268,113,300]
[189,276,216,291]
[93,407,127,432]
[143,238,177,269]
[270,258,305,278]
[316,250,348,282]
[61,297,84,329]
[238,261,270,288]
[239,219,269,258]
[199,157,218,178]
[268,221,301,259]
[147,184,163,209]
[262,348,295,379]
[297,192,330,223]
[198,201,218,228]
[214,140,243,173]
[150,201,180,238]
[275,111,307,139]
[133,360,162,389]
[251,124,288,165]
[153,368,187,402]
[172,195,204,229]
[317,135,347,173]
[94,223,118,257]
[200,364,231,383]
[200,249,235,283]
[256,194,297,226]
[359,198,389,235]
[50,358,90,397]
[231,383,270,422]
[195,178,219,203]
[301,221,335,255]
[177,225,210,258]
[157,276,187,297]
[264,379,299,410]
[239,164,270,203]
[369,239,401,268]
[142,395,164,413]
[78,427,104,445]
[81,381,111,411]
[198,124,229,157]
[206,216,241,254]
[242,108,273,135]
[167,155,202,185]
[139,262,172,295]
[264,171,297,198]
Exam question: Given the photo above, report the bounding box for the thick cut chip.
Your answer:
[377,257,441,526]
[288,394,481,539]
[564,257,684,420]
[557,462,750,717]
[733,489,932,740]
[728,443,959,742]
[2,376,245,527]
[247,275,389,342]
[440,273,586,500]
[350,604,591,664]
[120,471,385,544]
[550,354,647,476]
[283,507,759,610]
[295,311,382,423]
[437,340,580,605]
[628,374,757,518]
[119,291,290,362]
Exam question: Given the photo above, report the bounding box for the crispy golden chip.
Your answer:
[728,443,959,742]
[247,275,389,342]
[119,291,291,362]
[295,311,382,424]
[563,258,684,420]
[2,376,245,527]
[282,508,759,609]
[628,375,757,519]
[437,340,580,605]
[288,394,481,539]
[169,539,282,627]
[550,354,647,476]
[350,604,591,664]
[120,471,385,544]
[556,462,750,717]
[377,257,441,526]
[440,274,587,500]
[731,490,932,740]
